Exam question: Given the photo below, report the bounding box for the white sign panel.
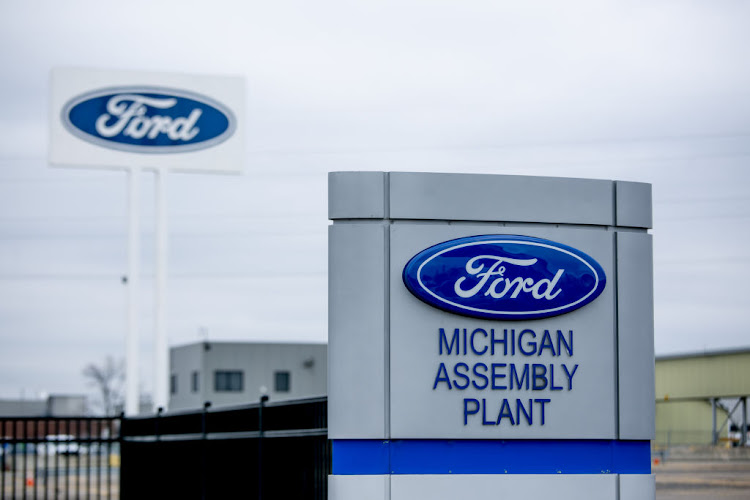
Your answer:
[390,224,617,439]
[50,67,244,173]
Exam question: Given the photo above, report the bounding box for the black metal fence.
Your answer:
[0,416,120,499]
[0,397,329,499]
[120,396,330,500]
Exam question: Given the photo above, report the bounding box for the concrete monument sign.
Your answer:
[328,172,655,500]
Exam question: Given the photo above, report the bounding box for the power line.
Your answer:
[0,271,326,281]
[2,130,750,175]
[0,230,325,240]
[654,256,750,265]
[657,213,750,221]
[245,131,750,156]
[655,195,750,205]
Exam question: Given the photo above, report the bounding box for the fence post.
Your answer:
[116,412,124,500]
[155,407,163,442]
[258,394,269,500]
[201,402,211,500]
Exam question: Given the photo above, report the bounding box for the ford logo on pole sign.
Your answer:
[61,87,236,154]
[403,235,606,320]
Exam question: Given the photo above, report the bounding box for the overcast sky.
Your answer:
[0,1,748,401]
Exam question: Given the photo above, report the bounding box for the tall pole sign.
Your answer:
[328,172,655,500]
[50,68,245,415]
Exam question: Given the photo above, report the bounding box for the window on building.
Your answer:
[191,371,200,393]
[214,370,243,392]
[170,374,177,395]
[274,371,290,392]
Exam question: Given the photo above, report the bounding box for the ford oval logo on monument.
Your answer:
[403,234,606,320]
[62,87,236,153]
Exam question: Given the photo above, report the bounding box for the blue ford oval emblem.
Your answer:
[403,235,606,320]
[61,86,236,153]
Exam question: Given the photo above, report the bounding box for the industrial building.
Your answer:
[168,340,750,447]
[168,341,327,411]
[0,395,87,417]
[655,348,750,447]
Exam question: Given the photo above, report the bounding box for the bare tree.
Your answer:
[83,356,124,416]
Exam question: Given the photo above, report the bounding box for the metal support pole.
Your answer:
[154,168,169,411]
[711,398,717,445]
[742,397,748,447]
[125,167,141,416]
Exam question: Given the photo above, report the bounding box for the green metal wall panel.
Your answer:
[655,400,728,446]
[655,351,750,401]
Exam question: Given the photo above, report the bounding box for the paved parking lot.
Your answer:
[656,460,750,499]
[2,454,119,499]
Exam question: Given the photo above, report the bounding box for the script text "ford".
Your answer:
[95,94,201,141]
[454,255,565,301]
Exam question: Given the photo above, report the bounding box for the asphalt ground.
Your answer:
[4,454,750,499]
[655,460,750,499]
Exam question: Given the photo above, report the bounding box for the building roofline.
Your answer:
[656,346,750,362]
[172,340,328,350]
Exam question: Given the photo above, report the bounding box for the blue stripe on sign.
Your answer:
[332,440,651,475]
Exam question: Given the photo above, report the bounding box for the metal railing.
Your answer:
[0,417,120,499]
[1,396,330,499]
[120,396,330,500]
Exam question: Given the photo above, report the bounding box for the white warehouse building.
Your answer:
[169,341,327,411]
